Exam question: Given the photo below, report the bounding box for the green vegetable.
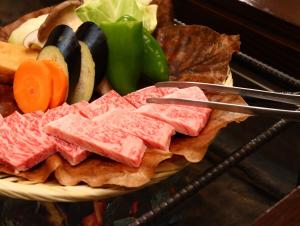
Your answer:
[101,21,143,95]
[75,0,158,33]
[118,15,169,82]
[142,28,169,82]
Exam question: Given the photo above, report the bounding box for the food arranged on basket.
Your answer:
[0,85,210,171]
[0,0,249,188]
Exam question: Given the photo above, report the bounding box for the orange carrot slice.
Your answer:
[41,60,68,108]
[13,60,52,113]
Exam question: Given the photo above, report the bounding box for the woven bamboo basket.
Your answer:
[0,161,186,202]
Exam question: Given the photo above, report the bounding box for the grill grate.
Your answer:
[235,52,300,89]
[130,119,290,226]
[129,53,300,226]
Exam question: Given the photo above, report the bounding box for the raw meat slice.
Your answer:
[124,86,179,108]
[124,86,163,108]
[26,108,90,166]
[41,103,74,127]
[5,111,54,147]
[5,111,34,133]
[0,101,89,170]
[137,105,206,136]
[24,111,50,132]
[165,86,212,118]
[24,111,44,120]
[41,102,90,165]
[41,101,88,126]
[159,87,179,96]
[0,114,56,171]
[72,100,89,111]
[41,101,88,127]
[93,109,175,150]
[136,86,212,136]
[55,138,90,166]
[45,114,146,167]
[80,90,135,118]
[55,101,90,166]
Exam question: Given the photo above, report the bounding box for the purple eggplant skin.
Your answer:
[45,24,81,60]
[39,24,82,103]
[76,22,108,87]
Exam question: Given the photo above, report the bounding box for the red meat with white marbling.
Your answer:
[124,86,179,108]
[45,114,146,167]
[41,102,90,165]
[93,109,175,150]
[136,86,212,136]
[0,112,55,171]
[80,90,135,119]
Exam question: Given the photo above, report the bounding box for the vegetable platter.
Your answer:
[0,0,248,202]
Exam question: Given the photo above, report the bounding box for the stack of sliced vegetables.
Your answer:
[37,23,108,104]
[11,0,170,113]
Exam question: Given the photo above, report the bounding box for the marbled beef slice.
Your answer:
[80,90,135,119]
[0,113,55,171]
[42,102,90,166]
[136,87,211,136]
[45,114,146,168]
[93,109,175,151]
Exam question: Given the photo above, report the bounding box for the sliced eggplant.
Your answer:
[37,46,68,76]
[68,41,95,103]
[76,22,108,86]
[37,25,81,102]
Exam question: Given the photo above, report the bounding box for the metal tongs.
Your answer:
[146,81,300,121]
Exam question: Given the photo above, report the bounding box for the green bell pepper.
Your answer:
[100,21,143,95]
[118,15,169,82]
[142,28,169,82]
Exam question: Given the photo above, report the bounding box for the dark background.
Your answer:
[0,0,62,25]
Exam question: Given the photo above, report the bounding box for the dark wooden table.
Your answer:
[253,185,300,226]
[239,0,300,27]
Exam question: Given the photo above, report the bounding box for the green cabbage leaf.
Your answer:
[76,0,157,32]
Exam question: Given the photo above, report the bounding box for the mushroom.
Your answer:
[23,29,44,50]
[37,0,83,43]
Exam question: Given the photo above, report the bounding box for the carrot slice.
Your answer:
[41,60,68,108]
[13,60,52,113]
